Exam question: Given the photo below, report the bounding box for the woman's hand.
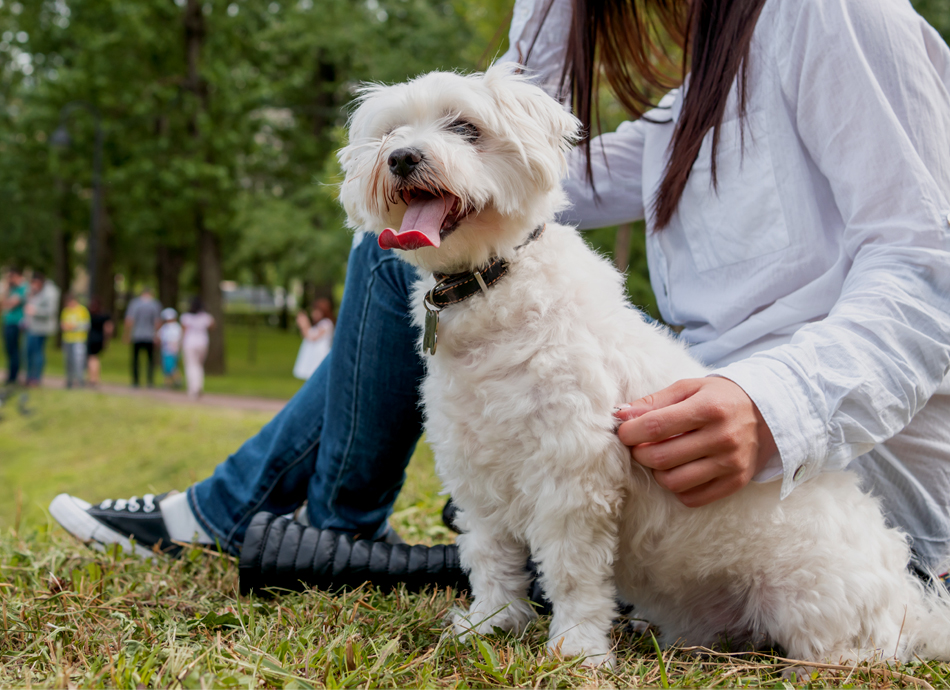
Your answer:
[615,378,777,507]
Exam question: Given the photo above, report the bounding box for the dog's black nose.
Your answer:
[388,148,423,178]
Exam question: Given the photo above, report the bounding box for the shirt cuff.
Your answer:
[709,358,829,499]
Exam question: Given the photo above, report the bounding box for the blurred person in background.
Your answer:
[293,297,335,381]
[1,267,28,386]
[60,293,90,389]
[24,272,60,386]
[181,298,215,399]
[124,287,162,388]
[157,308,183,389]
[86,299,114,388]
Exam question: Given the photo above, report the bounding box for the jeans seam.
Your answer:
[188,435,320,554]
[324,254,404,531]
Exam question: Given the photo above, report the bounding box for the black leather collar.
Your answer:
[428,224,545,308]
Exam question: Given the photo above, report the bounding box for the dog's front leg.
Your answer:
[452,522,537,640]
[531,504,619,669]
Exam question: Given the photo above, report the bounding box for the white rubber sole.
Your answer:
[48,493,157,559]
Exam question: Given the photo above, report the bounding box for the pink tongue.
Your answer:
[379,195,452,250]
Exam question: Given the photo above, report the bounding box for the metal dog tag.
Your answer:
[423,306,439,355]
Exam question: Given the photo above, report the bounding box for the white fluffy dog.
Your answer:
[338,64,950,668]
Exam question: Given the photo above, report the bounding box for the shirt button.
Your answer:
[793,465,805,481]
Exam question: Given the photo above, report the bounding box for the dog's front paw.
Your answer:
[547,634,616,670]
[452,609,479,642]
[452,600,536,640]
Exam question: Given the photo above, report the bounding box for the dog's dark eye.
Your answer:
[448,119,479,143]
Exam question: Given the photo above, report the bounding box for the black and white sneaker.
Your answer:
[49,492,182,558]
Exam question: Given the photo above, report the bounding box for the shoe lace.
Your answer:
[99,494,157,514]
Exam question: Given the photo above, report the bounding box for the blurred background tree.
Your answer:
[0,0,492,372]
[0,0,947,373]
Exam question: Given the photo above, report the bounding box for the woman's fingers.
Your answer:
[614,379,704,423]
[631,428,713,471]
[669,474,750,508]
[648,450,751,493]
[615,380,711,447]
[616,377,779,507]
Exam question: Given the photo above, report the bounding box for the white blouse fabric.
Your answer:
[501,0,950,545]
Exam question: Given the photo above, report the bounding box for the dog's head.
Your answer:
[338,64,580,273]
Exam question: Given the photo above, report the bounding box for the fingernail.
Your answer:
[612,404,633,417]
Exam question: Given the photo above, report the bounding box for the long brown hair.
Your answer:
[551,0,767,228]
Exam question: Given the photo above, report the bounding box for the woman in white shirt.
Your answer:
[181,298,216,399]
[507,0,950,569]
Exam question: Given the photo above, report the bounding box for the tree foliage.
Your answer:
[0,0,947,357]
[0,0,504,370]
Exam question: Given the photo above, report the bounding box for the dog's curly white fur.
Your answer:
[339,64,950,668]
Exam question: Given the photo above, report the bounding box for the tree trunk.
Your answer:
[311,54,337,147]
[198,221,225,374]
[123,268,136,321]
[53,180,71,350]
[279,279,290,331]
[156,244,184,312]
[183,0,208,111]
[184,0,225,373]
[614,223,633,273]
[94,199,116,316]
[302,280,316,315]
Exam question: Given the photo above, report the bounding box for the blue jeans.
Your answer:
[189,234,425,554]
[3,323,21,385]
[26,334,47,383]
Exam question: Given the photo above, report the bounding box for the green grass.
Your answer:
[0,388,447,544]
[1,390,946,686]
[0,388,275,530]
[7,324,306,400]
[3,529,944,688]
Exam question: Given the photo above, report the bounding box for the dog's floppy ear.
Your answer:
[481,63,580,188]
[483,63,579,149]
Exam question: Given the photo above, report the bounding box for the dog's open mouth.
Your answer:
[379,189,467,251]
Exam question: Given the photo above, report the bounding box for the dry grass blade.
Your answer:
[678,645,936,690]
[770,655,936,690]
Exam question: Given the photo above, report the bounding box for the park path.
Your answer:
[41,376,288,414]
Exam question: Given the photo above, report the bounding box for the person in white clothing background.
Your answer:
[50,0,950,582]
[180,298,215,399]
[293,297,335,381]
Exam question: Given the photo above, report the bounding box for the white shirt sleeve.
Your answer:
[713,0,950,498]
[497,0,573,98]
[498,0,647,228]
[560,121,648,229]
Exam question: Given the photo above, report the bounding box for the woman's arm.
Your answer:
[726,0,950,497]
[305,319,333,342]
[621,0,950,505]
[560,121,648,229]
[296,311,311,338]
[498,0,648,228]
[497,0,573,98]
